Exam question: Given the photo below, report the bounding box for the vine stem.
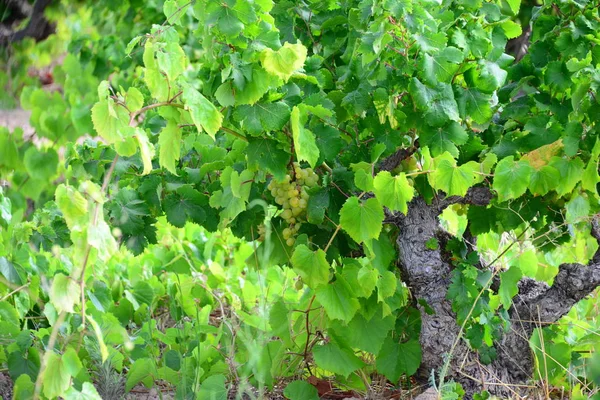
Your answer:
[129,101,184,125]
[0,282,30,302]
[33,311,67,400]
[220,126,248,141]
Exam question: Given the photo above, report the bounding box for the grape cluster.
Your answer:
[267,163,319,246]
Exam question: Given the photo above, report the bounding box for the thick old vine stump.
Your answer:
[389,190,600,398]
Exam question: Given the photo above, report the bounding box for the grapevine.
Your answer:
[0,0,599,399]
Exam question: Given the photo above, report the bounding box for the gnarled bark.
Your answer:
[389,191,600,398]
[0,0,54,46]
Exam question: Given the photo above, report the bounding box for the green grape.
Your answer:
[281,209,292,220]
[269,163,321,246]
[295,277,304,290]
[283,228,292,239]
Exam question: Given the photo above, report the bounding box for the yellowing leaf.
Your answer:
[260,42,307,82]
[50,273,80,313]
[521,140,563,170]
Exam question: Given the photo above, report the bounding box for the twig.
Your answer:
[0,282,30,301]
[220,126,248,141]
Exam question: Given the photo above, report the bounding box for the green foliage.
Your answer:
[1,0,600,397]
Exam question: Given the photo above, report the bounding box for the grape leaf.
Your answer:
[493,156,533,202]
[143,42,169,101]
[283,381,319,400]
[544,61,572,92]
[246,138,289,180]
[43,350,82,399]
[376,337,422,382]
[421,46,464,85]
[331,311,395,354]
[373,171,414,215]
[339,197,384,244]
[91,82,134,144]
[312,342,365,378]
[582,157,599,195]
[499,265,522,309]
[456,88,493,124]
[528,165,559,196]
[163,186,207,227]
[290,106,319,168]
[233,102,290,135]
[158,121,182,175]
[182,86,223,139]
[163,0,191,26]
[126,358,156,392]
[23,148,58,182]
[260,42,307,82]
[420,122,469,157]
[64,382,103,400]
[156,42,187,82]
[565,194,590,224]
[500,20,522,39]
[315,276,360,323]
[291,245,330,289]
[50,274,80,313]
[549,157,583,197]
[431,159,475,197]
[134,128,155,175]
[409,78,459,127]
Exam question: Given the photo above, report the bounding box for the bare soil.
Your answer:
[0,108,33,138]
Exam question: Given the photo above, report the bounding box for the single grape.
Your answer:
[281,209,292,220]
